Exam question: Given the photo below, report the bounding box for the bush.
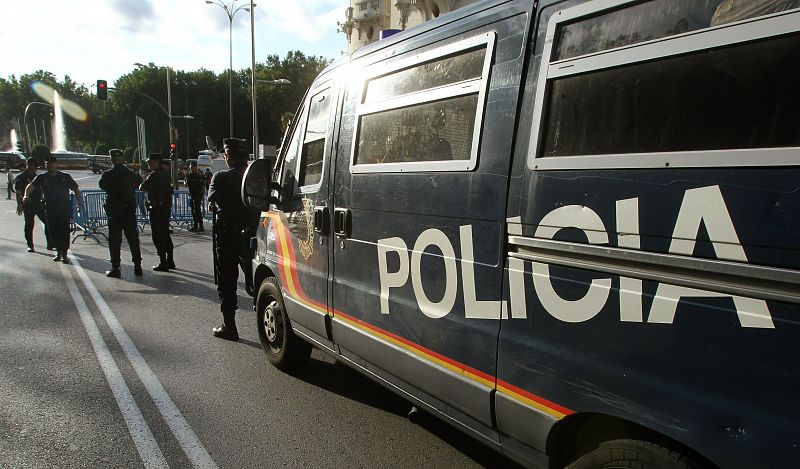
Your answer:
[29,144,51,165]
[94,143,110,156]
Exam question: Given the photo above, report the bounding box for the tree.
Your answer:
[29,144,50,164]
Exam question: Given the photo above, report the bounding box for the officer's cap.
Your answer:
[109,148,124,158]
[146,153,163,162]
[223,138,249,159]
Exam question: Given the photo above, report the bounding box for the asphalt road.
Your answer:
[0,170,520,468]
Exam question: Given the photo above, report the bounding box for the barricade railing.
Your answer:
[71,190,108,242]
[171,191,193,227]
[71,189,201,238]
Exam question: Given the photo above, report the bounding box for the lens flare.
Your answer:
[30,80,88,122]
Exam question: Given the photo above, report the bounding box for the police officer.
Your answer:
[99,148,143,278]
[15,158,54,252]
[186,162,206,232]
[24,155,83,263]
[139,153,174,272]
[208,138,260,341]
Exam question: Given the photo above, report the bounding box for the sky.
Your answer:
[0,0,348,89]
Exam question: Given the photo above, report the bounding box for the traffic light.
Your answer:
[169,142,177,159]
[96,80,107,100]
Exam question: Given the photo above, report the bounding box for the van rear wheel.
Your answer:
[566,439,703,469]
[256,277,311,373]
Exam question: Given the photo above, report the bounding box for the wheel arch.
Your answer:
[546,412,719,469]
[253,263,278,307]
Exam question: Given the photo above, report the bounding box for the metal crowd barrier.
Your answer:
[71,190,108,242]
[71,189,202,240]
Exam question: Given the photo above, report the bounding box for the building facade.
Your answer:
[339,0,481,52]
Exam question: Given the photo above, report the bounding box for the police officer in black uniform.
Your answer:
[15,158,54,252]
[139,153,175,272]
[186,162,206,232]
[100,148,143,278]
[208,138,260,341]
[24,155,83,263]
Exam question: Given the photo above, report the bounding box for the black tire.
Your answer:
[566,439,703,469]
[256,277,311,373]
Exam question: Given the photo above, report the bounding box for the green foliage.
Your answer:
[0,51,331,159]
[94,143,110,155]
[123,146,135,163]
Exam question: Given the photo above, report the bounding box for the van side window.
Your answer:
[281,105,307,193]
[529,0,800,169]
[299,88,331,187]
[352,33,495,173]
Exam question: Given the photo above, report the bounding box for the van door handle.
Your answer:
[334,208,351,238]
[313,207,329,234]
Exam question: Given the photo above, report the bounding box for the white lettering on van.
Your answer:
[460,225,508,319]
[375,186,774,329]
[411,229,458,319]
[377,237,409,315]
[532,206,611,323]
[616,198,644,322]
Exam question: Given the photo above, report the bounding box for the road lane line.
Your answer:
[68,252,218,469]
[60,263,169,469]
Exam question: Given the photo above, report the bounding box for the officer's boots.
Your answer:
[212,313,239,341]
[167,254,176,270]
[188,223,197,232]
[106,265,122,279]
[134,264,143,276]
[196,221,204,233]
[153,257,170,272]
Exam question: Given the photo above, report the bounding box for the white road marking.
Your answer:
[73,176,97,181]
[60,263,169,469]
[69,252,219,469]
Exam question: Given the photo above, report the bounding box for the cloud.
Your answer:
[109,0,156,32]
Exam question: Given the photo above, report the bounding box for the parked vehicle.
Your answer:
[50,151,88,169]
[88,154,112,173]
[0,151,26,170]
[242,1,800,467]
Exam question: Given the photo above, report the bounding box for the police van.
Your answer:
[241,0,800,467]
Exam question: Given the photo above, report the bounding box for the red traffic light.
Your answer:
[170,143,177,150]
[96,79,108,101]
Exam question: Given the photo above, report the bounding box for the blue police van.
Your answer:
[241,0,800,467]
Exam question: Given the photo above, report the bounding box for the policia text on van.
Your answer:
[240,1,800,467]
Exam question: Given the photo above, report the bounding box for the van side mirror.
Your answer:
[241,158,278,212]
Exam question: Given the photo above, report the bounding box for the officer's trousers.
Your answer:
[189,193,203,227]
[108,210,142,267]
[23,203,52,248]
[46,204,71,255]
[149,206,173,262]
[215,228,246,313]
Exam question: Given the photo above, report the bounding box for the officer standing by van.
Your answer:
[99,148,143,278]
[186,162,205,232]
[208,138,260,341]
[15,158,53,252]
[139,153,174,271]
[23,155,83,263]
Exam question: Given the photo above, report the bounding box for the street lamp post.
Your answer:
[205,0,253,138]
[181,80,196,158]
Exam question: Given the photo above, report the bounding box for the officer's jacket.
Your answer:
[186,171,206,196]
[99,164,142,210]
[139,169,173,207]
[14,170,39,206]
[31,171,78,208]
[208,162,259,228]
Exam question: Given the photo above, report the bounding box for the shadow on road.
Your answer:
[294,355,523,469]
